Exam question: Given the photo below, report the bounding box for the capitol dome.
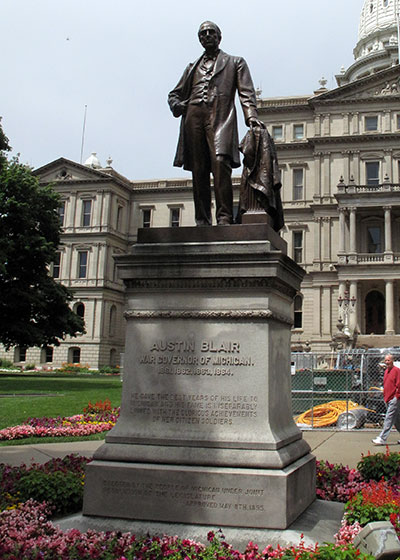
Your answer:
[337,0,399,85]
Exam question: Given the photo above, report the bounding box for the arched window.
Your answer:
[14,346,27,362]
[109,305,117,337]
[75,302,85,319]
[68,347,81,364]
[40,346,53,363]
[293,295,303,329]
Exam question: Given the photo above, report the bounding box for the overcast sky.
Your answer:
[1,0,364,180]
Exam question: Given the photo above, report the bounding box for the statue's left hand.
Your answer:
[248,117,265,129]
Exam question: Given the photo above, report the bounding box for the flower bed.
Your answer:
[2,431,400,557]
[0,507,373,559]
[319,447,400,546]
[0,401,120,441]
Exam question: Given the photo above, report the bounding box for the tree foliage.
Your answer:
[0,122,85,349]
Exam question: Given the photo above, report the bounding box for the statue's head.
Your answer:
[198,21,221,50]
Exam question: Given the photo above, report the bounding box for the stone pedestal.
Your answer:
[82,224,315,529]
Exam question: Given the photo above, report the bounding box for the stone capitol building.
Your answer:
[2,0,400,368]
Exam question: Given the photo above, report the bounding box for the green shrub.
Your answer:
[357,449,400,481]
[98,365,119,374]
[15,470,83,514]
[24,363,36,371]
[0,358,14,369]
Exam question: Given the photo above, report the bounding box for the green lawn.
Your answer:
[0,375,122,441]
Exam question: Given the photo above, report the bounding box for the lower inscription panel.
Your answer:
[83,456,316,529]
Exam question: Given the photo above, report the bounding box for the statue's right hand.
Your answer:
[172,101,187,117]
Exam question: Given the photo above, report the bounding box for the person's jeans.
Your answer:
[379,396,400,441]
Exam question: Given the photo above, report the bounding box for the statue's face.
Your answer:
[198,24,220,51]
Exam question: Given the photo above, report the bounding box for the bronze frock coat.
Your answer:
[168,50,259,171]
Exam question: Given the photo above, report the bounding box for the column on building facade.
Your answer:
[322,217,331,261]
[323,153,330,197]
[384,149,392,182]
[91,244,99,281]
[314,114,321,136]
[314,153,322,198]
[97,243,107,283]
[338,208,346,254]
[313,217,322,266]
[101,191,112,228]
[312,286,322,336]
[352,150,360,184]
[322,286,332,336]
[349,280,358,333]
[95,191,103,226]
[64,244,73,283]
[67,193,77,228]
[343,151,351,183]
[385,279,395,335]
[352,112,359,134]
[384,206,393,253]
[323,113,330,136]
[92,299,100,339]
[384,110,391,133]
[349,207,357,255]
[343,113,350,135]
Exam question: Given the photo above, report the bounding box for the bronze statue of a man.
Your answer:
[168,21,262,226]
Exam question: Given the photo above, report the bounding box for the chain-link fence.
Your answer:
[290,348,400,430]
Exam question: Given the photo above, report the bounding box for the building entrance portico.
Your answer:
[336,276,400,343]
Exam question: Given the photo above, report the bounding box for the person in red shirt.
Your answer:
[372,354,400,445]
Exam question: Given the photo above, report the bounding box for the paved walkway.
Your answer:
[0,430,398,468]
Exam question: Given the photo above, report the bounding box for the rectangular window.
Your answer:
[272,125,283,140]
[45,347,53,363]
[72,348,81,363]
[294,124,304,139]
[142,209,152,228]
[170,207,181,227]
[293,231,303,263]
[78,251,88,278]
[397,115,400,130]
[58,202,65,227]
[52,252,61,279]
[293,169,304,200]
[82,200,92,227]
[293,295,303,329]
[365,116,378,131]
[367,226,382,253]
[19,347,27,362]
[366,161,380,185]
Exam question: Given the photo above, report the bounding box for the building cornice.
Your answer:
[312,64,400,103]
[308,132,400,146]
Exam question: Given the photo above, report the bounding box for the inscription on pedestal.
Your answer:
[115,324,269,444]
[138,337,255,377]
[102,478,265,512]
[130,392,258,426]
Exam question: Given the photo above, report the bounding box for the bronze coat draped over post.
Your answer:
[238,126,284,231]
[168,50,258,171]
